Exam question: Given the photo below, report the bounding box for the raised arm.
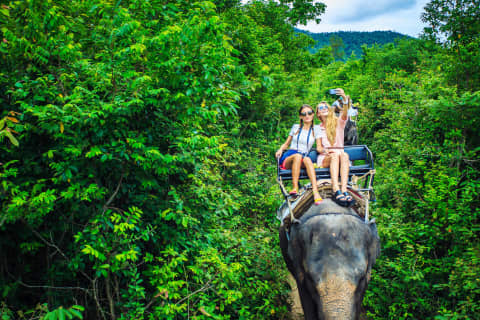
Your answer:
[335,88,350,121]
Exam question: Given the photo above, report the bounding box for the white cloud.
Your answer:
[239,0,430,37]
[298,0,430,37]
[324,0,416,21]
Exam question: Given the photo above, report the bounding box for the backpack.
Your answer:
[344,118,358,145]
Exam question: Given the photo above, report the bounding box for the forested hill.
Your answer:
[294,29,412,58]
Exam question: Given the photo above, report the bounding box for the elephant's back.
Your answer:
[299,199,360,223]
[295,199,377,244]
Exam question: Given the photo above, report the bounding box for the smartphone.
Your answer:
[328,89,337,95]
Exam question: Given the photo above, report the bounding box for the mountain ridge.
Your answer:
[295,29,413,59]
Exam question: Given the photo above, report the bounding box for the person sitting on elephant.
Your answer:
[315,88,355,207]
[332,99,359,145]
[275,104,324,205]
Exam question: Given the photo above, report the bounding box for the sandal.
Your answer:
[333,190,348,207]
[289,189,298,196]
[313,191,323,205]
[343,191,355,207]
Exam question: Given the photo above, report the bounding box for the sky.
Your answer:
[295,0,431,37]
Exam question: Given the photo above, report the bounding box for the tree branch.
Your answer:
[175,282,213,305]
[17,280,91,294]
[24,221,92,282]
[103,173,124,211]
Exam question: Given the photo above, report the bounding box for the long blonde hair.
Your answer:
[319,97,351,145]
[326,107,337,145]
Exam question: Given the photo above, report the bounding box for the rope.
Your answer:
[349,169,376,222]
[276,176,300,224]
[350,169,376,189]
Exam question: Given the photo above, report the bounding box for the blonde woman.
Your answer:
[275,104,323,205]
[316,88,355,207]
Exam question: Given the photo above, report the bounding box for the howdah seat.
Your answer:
[277,145,375,190]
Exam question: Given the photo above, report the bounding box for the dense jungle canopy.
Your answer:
[0,0,479,319]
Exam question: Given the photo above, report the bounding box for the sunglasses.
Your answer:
[317,104,328,111]
[300,111,314,116]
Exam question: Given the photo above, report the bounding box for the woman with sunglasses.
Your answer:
[316,88,355,207]
[275,104,324,205]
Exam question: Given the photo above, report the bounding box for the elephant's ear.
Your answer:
[279,226,295,274]
[367,221,381,267]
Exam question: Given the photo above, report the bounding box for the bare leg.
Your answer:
[302,157,321,200]
[329,153,340,192]
[291,154,302,191]
[340,152,350,193]
[284,153,304,192]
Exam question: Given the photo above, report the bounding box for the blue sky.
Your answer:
[295,0,431,37]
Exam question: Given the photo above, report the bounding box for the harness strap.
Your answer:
[351,169,376,185]
[350,169,376,223]
[296,125,313,156]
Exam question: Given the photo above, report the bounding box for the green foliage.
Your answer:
[1,0,479,319]
[421,0,480,91]
[42,305,84,320]
[0,304,83,320]
[293,18,479,316]
[0,112,21,147]
[275,0,326,25]
[0,0,309,318]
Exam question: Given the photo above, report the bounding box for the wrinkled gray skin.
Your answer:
[279,199,380,320]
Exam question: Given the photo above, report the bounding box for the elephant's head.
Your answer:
[280,199,380,320]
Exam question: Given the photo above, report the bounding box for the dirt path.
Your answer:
[287,274,304,320]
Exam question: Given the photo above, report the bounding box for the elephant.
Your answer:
[279,198,380,320]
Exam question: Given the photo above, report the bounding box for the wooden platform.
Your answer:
[282,180,368,228]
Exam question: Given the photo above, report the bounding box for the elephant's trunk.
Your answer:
[316,274,356,320]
